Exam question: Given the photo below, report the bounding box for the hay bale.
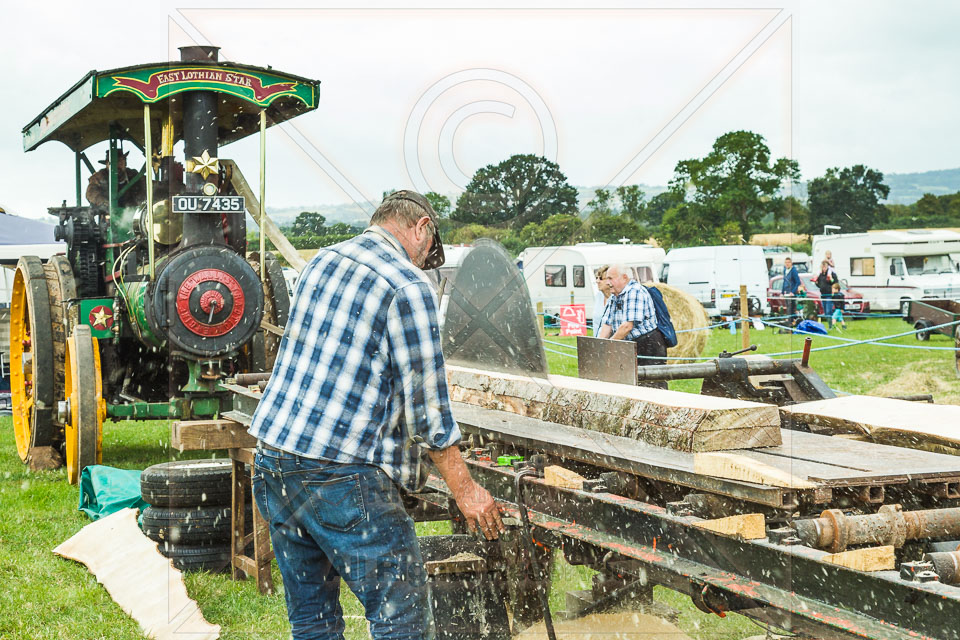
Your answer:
[648,282,710,363]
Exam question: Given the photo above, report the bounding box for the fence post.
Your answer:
[740,284,750,350]
[537,301,544,333]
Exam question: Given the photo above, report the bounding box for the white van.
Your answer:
[518,243,665,319]
[812,230,960,313]
[660,245,770,317]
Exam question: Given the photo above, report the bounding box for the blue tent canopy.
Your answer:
[0,211,60,245]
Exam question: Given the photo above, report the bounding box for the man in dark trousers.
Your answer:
[782,257,803,322]
[598,264,667,388]
[248,191,503,639]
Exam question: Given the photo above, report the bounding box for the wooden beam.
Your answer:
[694,452,816,489]
[544,465,586,490]
[693,513,766,540]
[172,419,256,451]
[782,396,960,453]
[222,158,306,271]
[447,365,781,453]
[821,545,895,572]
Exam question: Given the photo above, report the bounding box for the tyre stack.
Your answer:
[140,459,240,573]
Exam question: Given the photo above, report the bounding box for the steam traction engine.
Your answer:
[11,46,319,482]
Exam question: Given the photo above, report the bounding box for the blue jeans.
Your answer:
[821,298,833,318]
[253,447,432,639]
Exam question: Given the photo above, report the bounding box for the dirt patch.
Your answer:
[514,611,692,639]
[869,361,960,405]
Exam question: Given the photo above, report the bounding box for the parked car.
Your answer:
[767,274,870,316]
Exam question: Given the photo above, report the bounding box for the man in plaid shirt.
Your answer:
[249,191,503,639]
[598,264,667,386]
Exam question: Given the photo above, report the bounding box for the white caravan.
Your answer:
[812,230,960,313]
[518,243,665,319]
[660,245,770,317]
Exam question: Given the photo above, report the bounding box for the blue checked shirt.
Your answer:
[248,229,461,491]
[601,279,657,340]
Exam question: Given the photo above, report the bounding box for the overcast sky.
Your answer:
[2,1,958,220]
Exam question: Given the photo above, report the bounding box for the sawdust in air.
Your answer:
[513,611,692,639]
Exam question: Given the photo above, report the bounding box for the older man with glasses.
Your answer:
[598,264,667,388]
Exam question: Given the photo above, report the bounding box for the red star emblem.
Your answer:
[88,305,114,331]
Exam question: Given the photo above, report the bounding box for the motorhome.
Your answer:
[812,230,960,313]
[660,245,770,317]
[518,243,665,320]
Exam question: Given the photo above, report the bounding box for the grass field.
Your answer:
[0,317,955,639]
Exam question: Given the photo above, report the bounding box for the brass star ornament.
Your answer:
[186,150,219,179]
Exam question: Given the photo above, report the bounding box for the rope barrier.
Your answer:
[758,318,960,351]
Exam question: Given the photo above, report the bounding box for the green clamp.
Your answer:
[496,455,524,467]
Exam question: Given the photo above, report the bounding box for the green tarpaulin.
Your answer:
[78,465,149,521]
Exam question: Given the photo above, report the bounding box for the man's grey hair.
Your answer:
[608,263,630,279]
[370,198,433,230]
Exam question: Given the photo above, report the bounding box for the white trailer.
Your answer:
[660,245,770,317]
[812,230,960,313]
[518,243,665,319]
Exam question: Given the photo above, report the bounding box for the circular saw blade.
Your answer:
[441,239,548,377]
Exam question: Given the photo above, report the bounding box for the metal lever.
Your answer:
[718,344,758,358]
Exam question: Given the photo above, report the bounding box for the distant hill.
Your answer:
[266,168,960,225]
[881,168,960,204]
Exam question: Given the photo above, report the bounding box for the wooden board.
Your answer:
[53,508,220,639]
[821,546,895,572]
[693,513,766,540]
[172,419,256,451]
[447,365,782,452]
[451,403,960,507]
[782,396,960,453]
[694,452,816,489]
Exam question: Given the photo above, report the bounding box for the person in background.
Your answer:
[598,264,667,388]
[593,264,613,336]
[815,260,839,319]
[829,281,847,330]
[825,250,838,278]
[782,257,802,322]
[85,149,146,209]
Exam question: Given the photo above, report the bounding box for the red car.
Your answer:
[767,274,870,316]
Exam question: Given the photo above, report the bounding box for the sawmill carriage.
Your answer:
[10,46,318,482]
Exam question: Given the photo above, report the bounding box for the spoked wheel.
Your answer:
[10,257,56,462]
[63,325,104,485]
[245,252,290,372]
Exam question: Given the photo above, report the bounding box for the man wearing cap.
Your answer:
[85,150,145,209]
[249,190,503,639]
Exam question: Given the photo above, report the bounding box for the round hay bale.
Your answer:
[647,282,710,363]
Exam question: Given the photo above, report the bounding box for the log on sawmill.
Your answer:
[781,395,960,454]
[447,366,781,452]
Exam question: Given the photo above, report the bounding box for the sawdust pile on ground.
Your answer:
[869,361,960,405]
[514,611,692,639]
[649,283,709,364]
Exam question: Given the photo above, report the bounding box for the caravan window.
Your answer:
[850,257,875,276]
[905,254,956,275]
[544,265,566,287]
[572,265,585,287]
[660,264,670,283]
[631,266,654,283]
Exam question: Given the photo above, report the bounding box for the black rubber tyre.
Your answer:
[159,541,232,573]
[141,504,250,545]
[141,459,233,507]
[915,321,932,341]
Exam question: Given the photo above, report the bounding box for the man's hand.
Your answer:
[428,445,504,539]
[451,479,504,540]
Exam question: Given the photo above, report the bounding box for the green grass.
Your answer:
[1,317,954,638]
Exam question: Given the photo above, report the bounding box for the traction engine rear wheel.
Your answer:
[10,257,55,461]
[64,325,104,485]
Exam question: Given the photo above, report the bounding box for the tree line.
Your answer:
[280,130,960,254]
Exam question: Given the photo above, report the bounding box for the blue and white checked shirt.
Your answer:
[248,229,461,491]
[601,279,657,340]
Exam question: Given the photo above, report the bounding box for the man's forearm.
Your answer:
[611,321,634,340]
[427,445,472,498]
[598,324,613,339]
